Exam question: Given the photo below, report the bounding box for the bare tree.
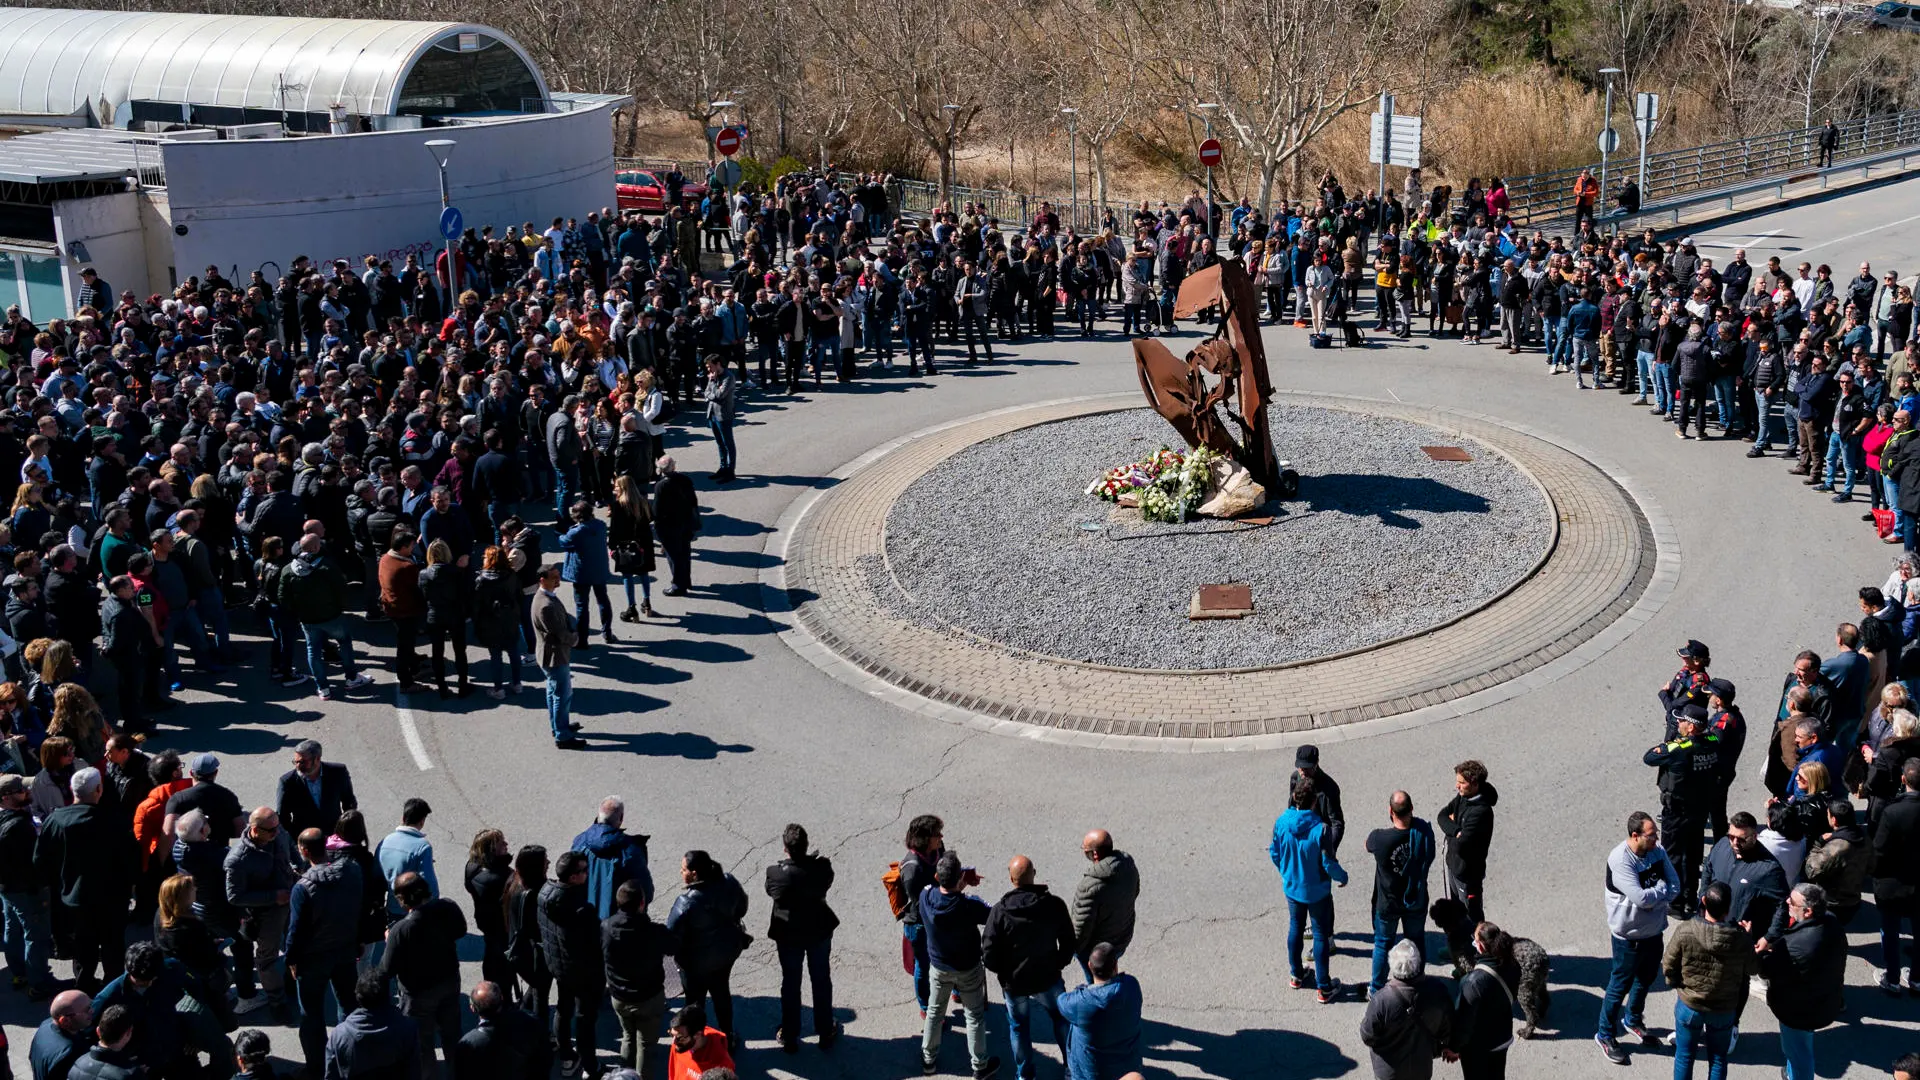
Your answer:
[1684,0,1772,140]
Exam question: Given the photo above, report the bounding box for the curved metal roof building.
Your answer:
[0,7,551,124]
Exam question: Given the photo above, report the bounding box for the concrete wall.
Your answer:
[50,190,147,308]
[160,103,615,287]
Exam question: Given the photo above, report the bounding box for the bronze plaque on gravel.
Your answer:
[1191,583,1254,620]
[1421,445,1472,461]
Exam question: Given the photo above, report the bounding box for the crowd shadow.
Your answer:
[568,686,670,719]
[1300,473,1494,530]
[1142,1018,1355,1079]
[697,511,776,539]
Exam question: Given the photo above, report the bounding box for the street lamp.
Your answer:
[424,138,456,311]
[942,103,961,210]
[1061,107,1078,232]
[1598,68,1622,222]
[1197,102,1220,243]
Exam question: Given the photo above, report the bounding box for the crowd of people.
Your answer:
[8,153,1920,1080]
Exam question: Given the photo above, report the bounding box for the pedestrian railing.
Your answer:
[1500,111,1920,227]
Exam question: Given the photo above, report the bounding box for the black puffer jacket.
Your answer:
[537,880,602,987]
[416,562,471,628]
[1761,912,1846,1030]
[666,873,748,975]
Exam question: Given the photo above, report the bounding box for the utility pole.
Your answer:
[1062,107,1078,233]
[1197,102,1220,243]
[1598,68,1622,213]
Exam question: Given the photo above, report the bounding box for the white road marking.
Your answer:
[1695,228,1780,251]
[1385,386,1404,403]
[1788,211,1920,257]
[395,690,435,771]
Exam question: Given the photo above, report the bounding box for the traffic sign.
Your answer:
[1634,92,1660,142]
[713,159,742,188]
[439,206,462,240]
[1598,127,1619,154]
[1367,113,1422,168]
[714,126,742,157]
[1198,138,1222,168]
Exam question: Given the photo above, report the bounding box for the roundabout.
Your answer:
[769,390,1673,744]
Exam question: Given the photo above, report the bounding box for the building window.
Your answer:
[397,35,542,116]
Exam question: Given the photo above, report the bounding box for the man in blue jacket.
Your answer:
[919,853,1001,1080]
[1058,943,1142,1080]
[572,796,652,918]
[1270,775,1349,1003]
[1568,288,1604,389]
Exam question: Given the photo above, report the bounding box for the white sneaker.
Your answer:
[342,674,373,691]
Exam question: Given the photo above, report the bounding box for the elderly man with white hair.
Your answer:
[1359,938,1454,1080]
[33,765,133,991]
[571,796,654,918]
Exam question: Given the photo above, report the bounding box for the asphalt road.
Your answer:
[12,179,1920,1080]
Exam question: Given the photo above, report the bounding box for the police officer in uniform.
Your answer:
[1704,678,1746,839]
[1645,705,1722,917]
[1659,639,1713,738]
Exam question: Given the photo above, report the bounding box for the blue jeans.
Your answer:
[1597,933,1663,1038]
[1779,1024,1815,1080]
[1652,362,1674,414]
[904,922,930,1012]
[1822,432,1862,493]
[298,619,361,691]
[1753,389,1777,448]
[621,574,652,609]
[554,462,580,521]
[196,586,232,655]
[1636,350,1655,400]
[1672,999,1736,1080]
[710,417,737,472]
[1286,895,1334,987]
[1711,376,1737,431]
[1542,316,1561,366]
[0,887,53,989]
[541,663,571,742]
[1004,981,1066,1080]
[487,642,522,689]
[162,606,210,683]
[807,337,837,381]
[776,935,833,1040]
[1891,477,1906,539]
[1370,909,1425,991]
[1573,339,1599,386]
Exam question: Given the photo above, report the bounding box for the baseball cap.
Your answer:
[1294,745,1319,768]
[1677,640,1710,661]
[1707,678,1736,704]
[190,752,220,777]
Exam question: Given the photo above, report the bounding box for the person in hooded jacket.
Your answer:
[1270,774,1351,1002]
[982,855,1075,1080]
[1437,760,1498,924]
[1802,799,1871,926]
[764,823,839,1053]
[667,850,749,1053]
[918,852,999,1080]
[538,850,604,1078]
[1448,923,1518,1080]
[571,797,651,919]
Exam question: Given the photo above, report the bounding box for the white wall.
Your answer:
[160,104,615,286]
[50,190,147,307]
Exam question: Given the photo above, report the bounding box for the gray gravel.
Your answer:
[877,404,1555,669]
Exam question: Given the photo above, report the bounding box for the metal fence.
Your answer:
[891,176,1131,233]
[1501,110,1920,226]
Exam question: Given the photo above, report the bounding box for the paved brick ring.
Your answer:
[766,391,1672,747]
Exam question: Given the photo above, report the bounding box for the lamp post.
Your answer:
[424,138,456,311]
[1197,102,1220,243]
[1598,68,1622,216]
[942,103,960,210]
[1061,106,1078,232]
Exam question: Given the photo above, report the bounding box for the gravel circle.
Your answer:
[877,404,1555,670]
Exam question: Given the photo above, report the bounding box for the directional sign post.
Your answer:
[714,125,742,158]
[439,205,463,241]
[1368,95,1422,231]
[1634,92,1660,197]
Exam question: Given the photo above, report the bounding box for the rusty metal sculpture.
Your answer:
[1131,259,1286,494]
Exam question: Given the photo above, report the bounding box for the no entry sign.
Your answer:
[1198,138,1223,168]
[715,126,742,157]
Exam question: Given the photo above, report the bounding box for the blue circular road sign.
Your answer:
[439,206,463,240]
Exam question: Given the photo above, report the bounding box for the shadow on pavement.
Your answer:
[580,730,752,758]
[1143,1018,1355,1079]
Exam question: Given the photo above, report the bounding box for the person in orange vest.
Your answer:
[1574,168,1601,233]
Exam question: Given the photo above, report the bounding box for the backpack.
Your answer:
[882,861,910,919]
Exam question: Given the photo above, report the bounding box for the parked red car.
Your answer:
[615,169,707,213]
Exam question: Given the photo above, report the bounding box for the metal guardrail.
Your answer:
[1600,144,1920,232]
[1502,110,1920,227]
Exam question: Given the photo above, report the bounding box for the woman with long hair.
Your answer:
[29,737,73,824]
[47,683,106,763]
[472,546,523,699]
[27,638,76,721]
[0,679,44,772]
[154,872,235,1029]
[9,482,48,544]
[1453,921,1517,1079]
[465,829,516,1001]
[505,845,552,1032]
[327,810,388,976]
[610,475,658,621]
